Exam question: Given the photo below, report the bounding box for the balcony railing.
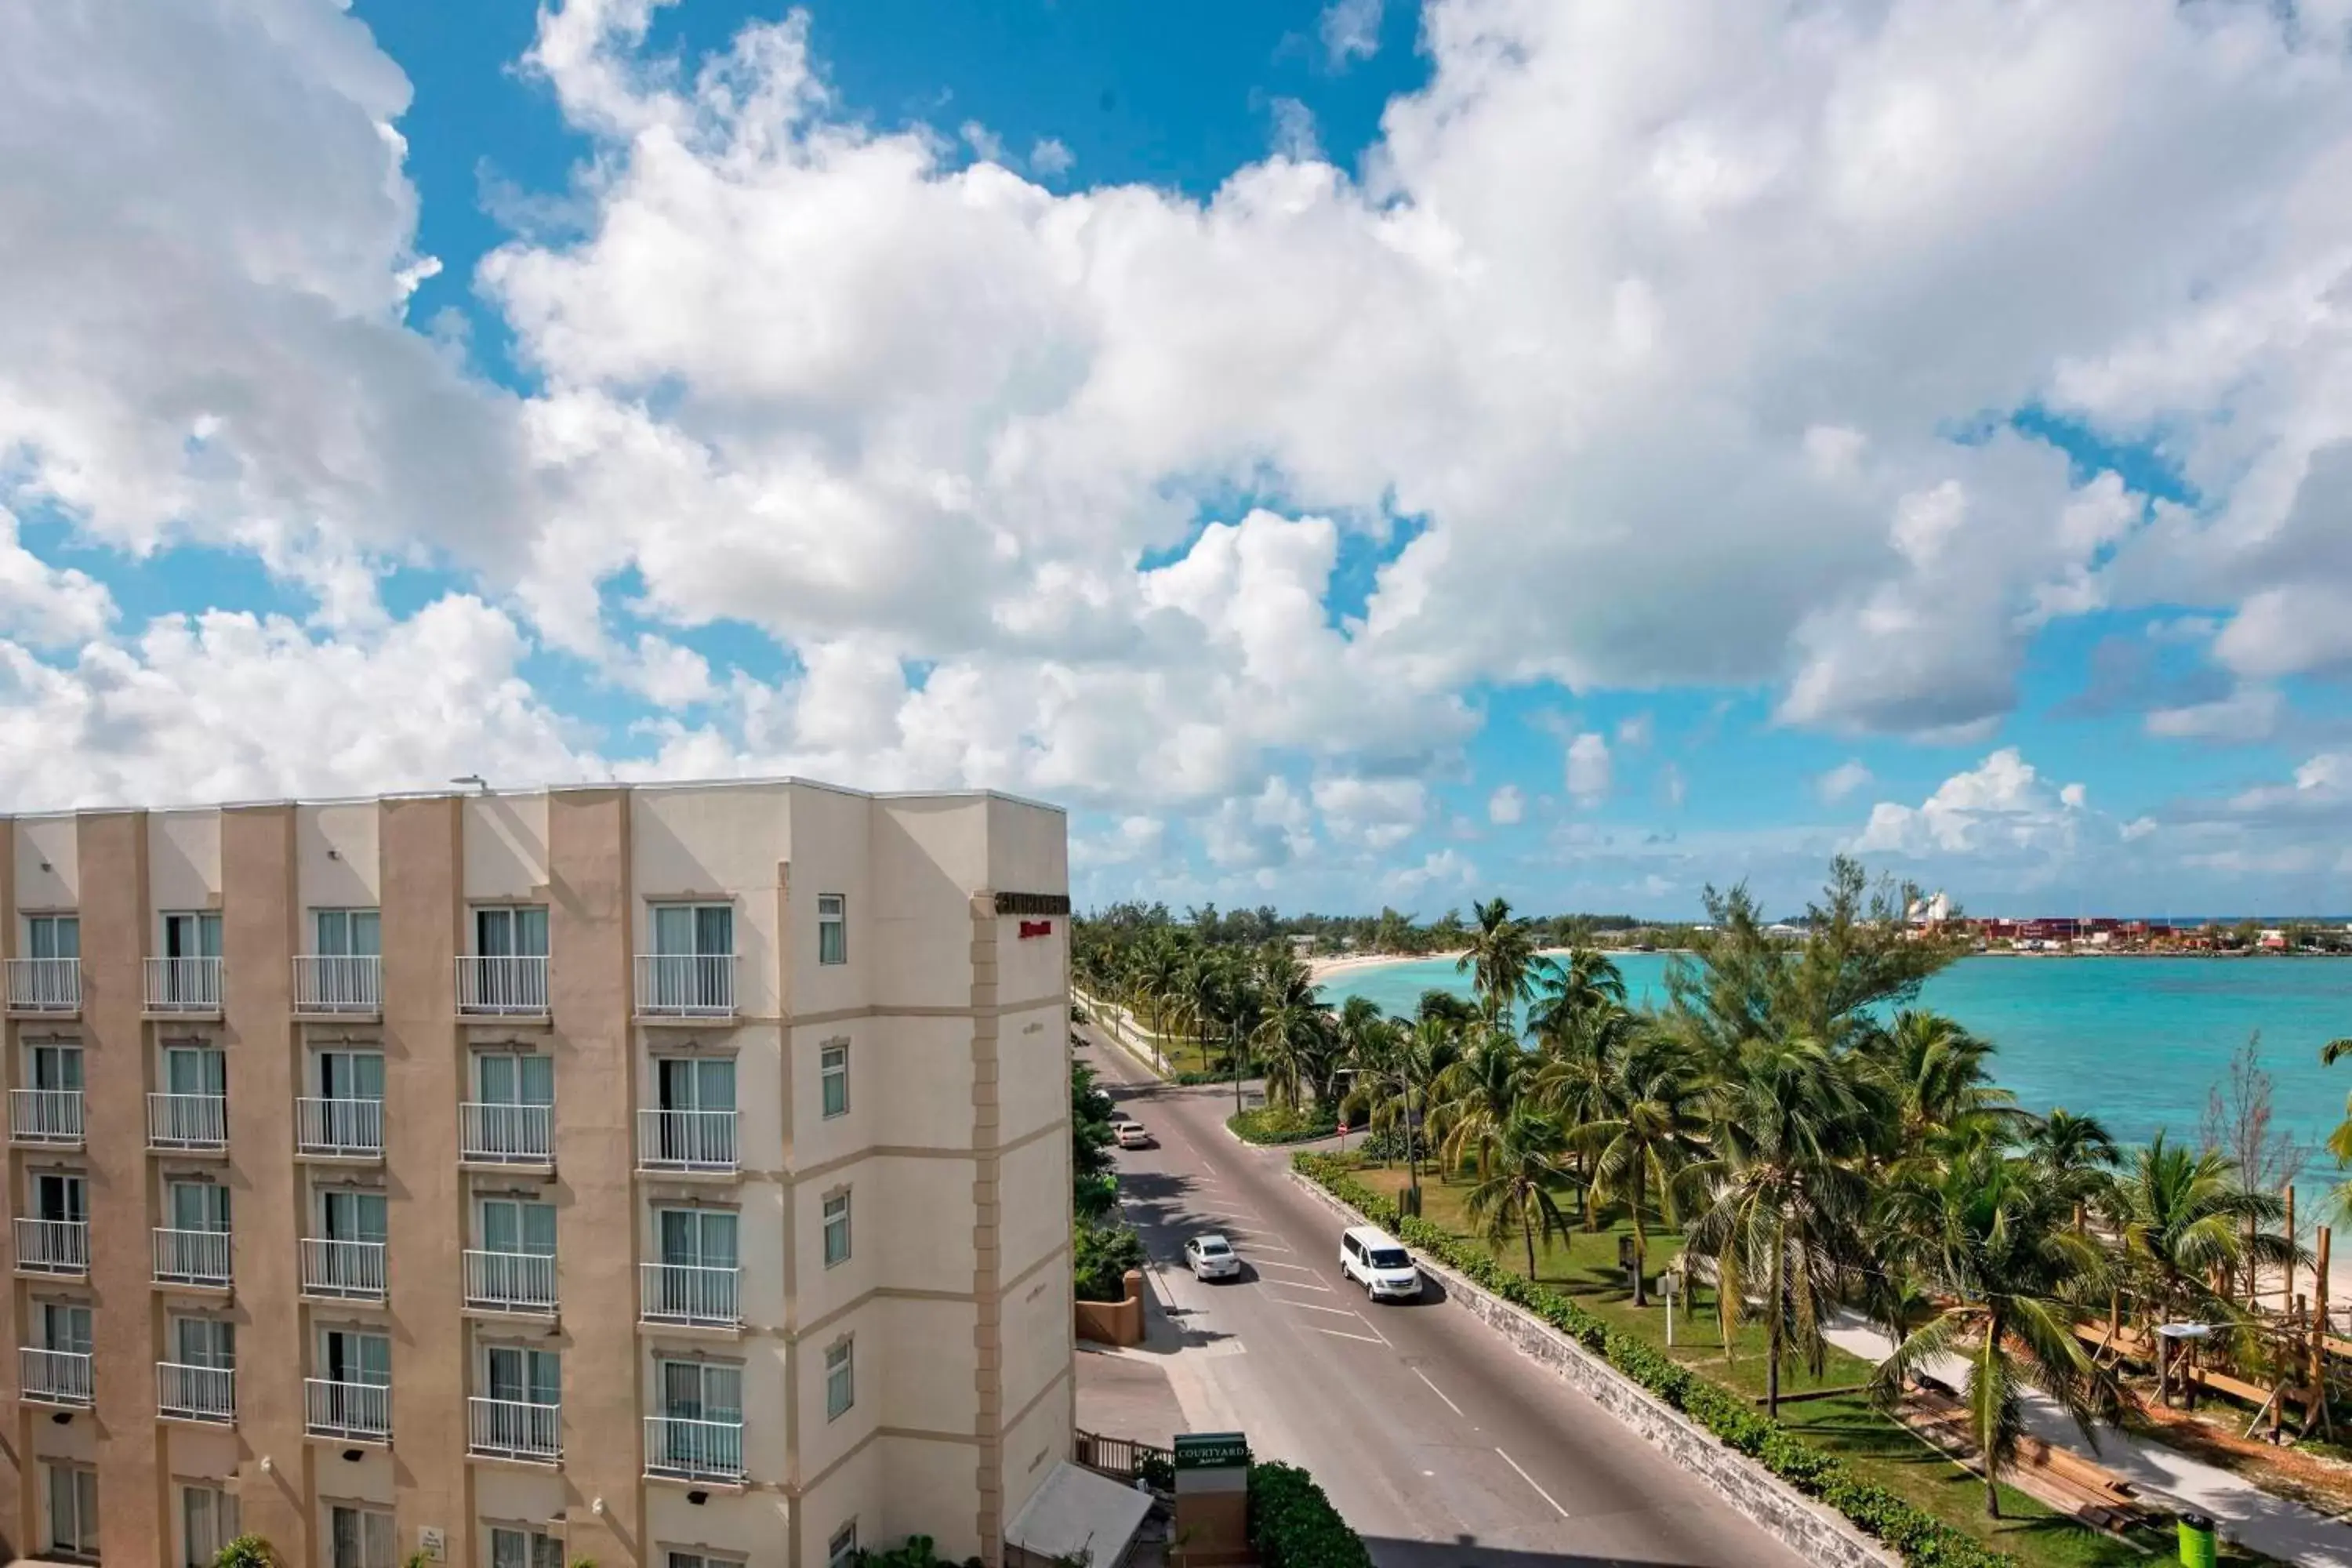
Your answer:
[147,1092,227,1152]
[636,1108,739,1174]
[20,1347,92,1407]
[9,1088,83,1145]
[456,955,548,1017]
[296,1097,383,1159]
[153,1227,232,1289]
[459,1102,553,1165]
[305,1377,390,1443]
[145,956,222,1013]
[158,1362,236,1424]
[5,957,80,1013]
[292,955,379,1014]
[633,953,738,1018]
[470,1396,562,1465]
[639,1261,740,1327]
[643,1415,745,1483]
[15,1218,87,1276]
[463,1249,557,1315]
[300,1237,386,1301]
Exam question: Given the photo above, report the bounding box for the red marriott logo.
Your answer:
[1018,919,1053,939]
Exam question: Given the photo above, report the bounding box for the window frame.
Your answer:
[819,1039,850,1119]
[327,1501,396,1568]
[181,1482,238,1568]
[822,1189,851,1269]
[47,1461,98,1559]
[310,908,381,958]
[828,1522,860,1568]
[824,1335,855,1421]
[816,893,848,965]
[24,914,79,961]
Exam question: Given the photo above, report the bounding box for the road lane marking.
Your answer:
[1279,1300,1362,1317]
[1494,1448,1570,1519]
[1351,1312,1393,1345]
[1308,1326,1387,1345]
[1263,1277,1331,1292]
[1410,1366,1465,1417]
[1254,1260,1322,1275]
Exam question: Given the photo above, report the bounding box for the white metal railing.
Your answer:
[292,954,379,1014]
[145,955,223,1012]
[5,957,80,1013]
[147,1092,227,1150]
[459,1102,553,1164]
[305,1377,390,1442]
[463,1249,557,1314]
[300,1237,386,1300]
[15,1218,87,1275]
[296,1097,383,1158]
[633,953,739,1017]
[456,955,548,1016]
[470,1396,562,1464]
[20,1347,92,1406]
[643,1415,745,1483]
[158,1361,236,1423]
[9,1088,83,1145]
[636,1108,739,1173]
[153,1227,232,1288]
[638,1261,740,1327]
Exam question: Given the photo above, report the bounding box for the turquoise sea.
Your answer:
[1319,954,2352,1203]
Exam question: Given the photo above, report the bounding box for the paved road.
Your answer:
[1080,1025,1809,1568]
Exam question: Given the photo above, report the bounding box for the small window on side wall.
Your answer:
[819,1040,849,1119]
[817,895,847,965]
[828,1522,858,1568]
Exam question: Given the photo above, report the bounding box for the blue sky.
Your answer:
[5,0,2352,918]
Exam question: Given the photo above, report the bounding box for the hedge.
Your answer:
[1229,1105,1340,1145]
[1249,1461,1374,1568]
[1291,1154,2015,1568]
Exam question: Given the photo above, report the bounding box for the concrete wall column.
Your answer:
[221,805,311,1559]
[0,819,21,1559]
[547,789,643,1566]
[967,894,1004,1565]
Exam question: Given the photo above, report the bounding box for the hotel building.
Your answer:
[0,779,1076,1568]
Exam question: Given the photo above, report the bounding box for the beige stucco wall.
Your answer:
[786,784,878,1018]
[148,808,222,913]
[13,816,78,913]
[644,1484,789,1565]
[868,798,985,1011]
[632,782,792,1018]
[463,792,548,900]
[296,800,381,910]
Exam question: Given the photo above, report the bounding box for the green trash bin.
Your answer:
[2176,1511,2216,1568]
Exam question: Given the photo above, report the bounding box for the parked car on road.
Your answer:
[1185,1232,1240,1280]
[1339,1225,1422,1301]
[1115,1120,1153,1149]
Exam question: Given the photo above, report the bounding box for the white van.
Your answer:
[1338,1225,1421,1301]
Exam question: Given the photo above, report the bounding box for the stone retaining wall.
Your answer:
[1288,1171,1898,1568]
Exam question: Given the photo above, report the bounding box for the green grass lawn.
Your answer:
[1345,1160,2271,1568]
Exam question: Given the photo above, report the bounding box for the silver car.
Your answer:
[1185,1232,1241,1281]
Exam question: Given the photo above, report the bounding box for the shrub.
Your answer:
[1073,1218,1144,1301]
[1290,1155,2015,1568]
[214,1538,281,1568]
[1249,1461,1373,1568]
[1229,1105,1338,1145]
[1352,1126,1412,1162]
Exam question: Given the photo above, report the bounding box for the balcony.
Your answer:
[633,953,738,1019]
[292,955,379,1017]
[463,1249,557,1316]
[638,1261,740,1328]
[469,1396,561,1465]
[300,1237,386,1301]
[305,1377,390,1443]
[153,1227,232,1289]
[296,1097,383,1160]
[636,1108,739,1175]
[15,1218,87,1276]
[20,1347,92,1408]
[157,1362,235,1424]
[147,1093,227,1152]
[456,955,548,1018]
[5,957,79,1015]
[459,1102,553,1167]
[9,1088,84,1147]
[144,956,222,1015]
[643,1415,745,1484]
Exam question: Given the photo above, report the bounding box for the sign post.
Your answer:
[1171,1432,1252,1566]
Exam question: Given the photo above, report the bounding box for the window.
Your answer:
[182,1484,238,1568]
[328,1503,395,1568]
[484,1345,561,1408]
[162,1044,225,1098]
[650,903,734,1011]
[47,1463,97,1559]
[172,1315,234,1370]
[655,1357,744,1475]
[817,894,847,965]
[314,1048,386,1102]
[652,902,735,957]
[819,1040,849,1119]
[479,1196,557,1258]
[470,906,550,1012]
[169,1179,230,1234]
[313,908,380,957]
[34,1171,87,1223]
[25,915,78,961]
[829,1523,859,1568]
[27,1041,82,1092]
[476,1051,554,1107]
[822,1190,851,1268]
[657,1207,738,1272]
[489,1526,564,1568]
[319,1327,392,1388]
[656,1054,735,1113]
[319,1187,387,1243]
[162,912,223,960]
[475,905,549,958]
[825,1337,855,1420]
[41,1301,92,1355]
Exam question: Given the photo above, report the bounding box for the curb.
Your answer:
[1286,1170,1900,1568]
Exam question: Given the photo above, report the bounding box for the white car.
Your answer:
[1114,1121,1153,1149]
[1185,1232,1241,1280]
[1339,1225,1422,1301]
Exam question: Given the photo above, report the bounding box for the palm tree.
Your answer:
[1528,946,1627,1051]
[1342,1011,1460,1214]
[1869,1010,2025,1168]
[1580,1034,1708,1305]
[1128,937,1185,1050]
[1459,897,1539,1025]
[1430,1027,1531,1183]
[1872,1145,2122,1518]
[2024,1107,2119,1216]
[2323,1036,2352,1221]
[1687,1036,1876,1417]
[2102,1132,2296,1334]
[1254,967,1334,1110]
[1466,1111,1579,1281]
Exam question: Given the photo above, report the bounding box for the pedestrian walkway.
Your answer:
[1824,1312,2352,1566]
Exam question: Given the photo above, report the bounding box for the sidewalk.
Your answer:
[1823,1312,2352,1566]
